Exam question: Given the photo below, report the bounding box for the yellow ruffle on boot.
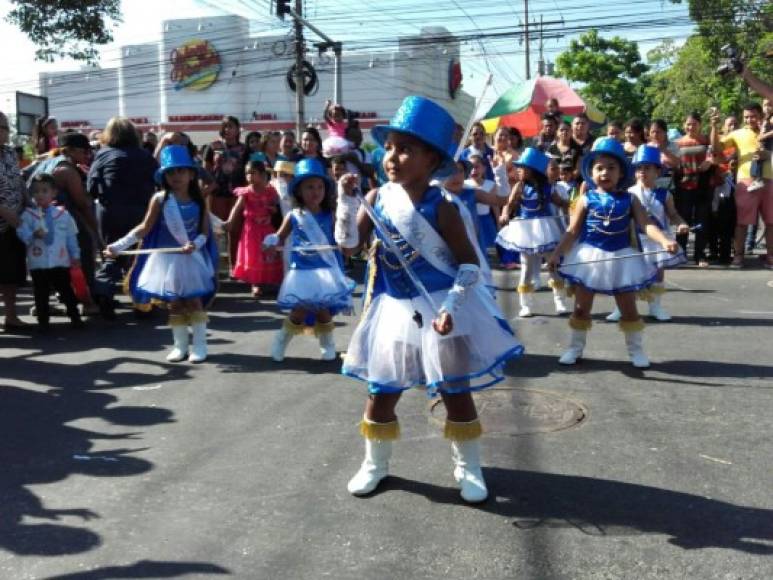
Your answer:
[348,417,399,496]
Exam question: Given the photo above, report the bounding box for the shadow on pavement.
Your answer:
[44,559,230,579]
[375,469,773,555]
[213,352,342,376]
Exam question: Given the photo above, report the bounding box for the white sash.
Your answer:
[160,192,191,246]
[441,188,494,290]
[292,208,343,273]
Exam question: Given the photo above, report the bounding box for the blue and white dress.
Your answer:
[496,183,563,255]
[130,192,218,304]
[629,184,686,269]
[558,189,658,295]
[276,209,355,313]
[342,185,523,396]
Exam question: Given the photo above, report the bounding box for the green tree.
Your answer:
[6,0,122,62]
[555,30,650,122]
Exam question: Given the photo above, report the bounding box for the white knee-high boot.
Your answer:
[620,318,650,368]
[558,316,591,365]
[348,417,399,496]
[647,284,671,321]
[446,419,488,503]
[517,283,535,317]
[271,318,304,362]
[315,320,337,361]
[167,314,189,362]
[188,311,208,363]
[548,277,569,315]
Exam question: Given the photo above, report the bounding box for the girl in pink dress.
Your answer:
[226,158,283,297]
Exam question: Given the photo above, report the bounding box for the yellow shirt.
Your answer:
[721,127,770,180]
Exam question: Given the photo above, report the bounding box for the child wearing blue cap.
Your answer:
[105,145,218,363]
[607,145,689,322]
[337,96,523,503]
[262,157,355,362]
[547,138,679,368]
[497,147,569,317]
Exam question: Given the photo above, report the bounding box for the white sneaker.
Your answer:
[606,307,622,322]
[348,439,392,496]
[166,326,189,362]
[451,439,488,503]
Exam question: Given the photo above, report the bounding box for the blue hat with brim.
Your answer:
[513,147,549,179]
[155,145,200,184]
[631,144,662,169]
[289,157,334,199]
[581,137,632,188]
[371,96,456,179]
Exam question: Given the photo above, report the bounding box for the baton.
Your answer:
[356,191,440,327]
[118,247,184,256]
[276,244,340,252]
[559,250,676,268]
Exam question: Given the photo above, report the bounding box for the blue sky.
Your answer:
[0,0,694,114]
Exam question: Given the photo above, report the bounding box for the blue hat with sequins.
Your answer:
[631,144,662,169]
[513,147,549,179]
[371,96,456,178]
[155,145,200,184]
[580,137,632,188]
[289,157,334,199]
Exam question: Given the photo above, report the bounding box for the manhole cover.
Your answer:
[429,387,587,436]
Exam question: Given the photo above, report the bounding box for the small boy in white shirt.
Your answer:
[16,173,83,331]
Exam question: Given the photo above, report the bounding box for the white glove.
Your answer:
[107,231,139,254]
[192,234,207,250]
[440,263,480,315]
[493,162,509,197]
[262,233,280,250]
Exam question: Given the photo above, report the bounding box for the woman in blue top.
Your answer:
[547,138,679,369]
[263,158,354,362]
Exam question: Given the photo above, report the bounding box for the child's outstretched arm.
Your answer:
[500,181,523,224]
[262,213,293,255]
[548,196,587,270]
[223,195,245,231]
[664,193,689,235]
[632,196,678,252]
[104,195,162,257]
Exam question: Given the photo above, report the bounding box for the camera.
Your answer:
[716,45,743,75]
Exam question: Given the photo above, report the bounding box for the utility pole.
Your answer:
[293,0,305,136]
[524,0,530,79]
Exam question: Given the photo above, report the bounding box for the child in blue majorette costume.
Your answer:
[263,157,355,362]
[105,145,219,363]
[607,145,689,323]
[335,96,524,504]
[497,148,569,317]
[547,138,680,369]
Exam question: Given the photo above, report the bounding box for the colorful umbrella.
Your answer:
[481,76,605,137]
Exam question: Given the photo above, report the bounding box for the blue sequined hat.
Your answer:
[155,145,199,184]
[631,144,662,169]
[513,147,549,179]
[289,157,334,199]
[580,137,632,188]
[371,96,456,178]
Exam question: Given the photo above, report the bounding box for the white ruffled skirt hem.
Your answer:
[497,217,563,255]
[558,243,658,295]
[136,251,215,301]
[639,236,687,269]
[342,287,524,396]
[277,267,355,311]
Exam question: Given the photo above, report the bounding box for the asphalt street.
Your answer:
[2,260,772,580]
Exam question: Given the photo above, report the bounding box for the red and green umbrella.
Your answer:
[481,76,605,137]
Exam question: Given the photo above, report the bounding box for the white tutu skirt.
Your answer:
[640,235,686,269]
[558,243,658,295]
[136,251,214,301]
[342,287,524,396]
[277,267,355,312]
[322,136,352,158]
[497,217,563,255]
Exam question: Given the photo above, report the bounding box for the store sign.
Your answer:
[170,39,221,91]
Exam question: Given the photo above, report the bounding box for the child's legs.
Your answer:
[571,286,595,320]
[289,307,308,324]
[30,270,51,321]
[365,393,402,423]
[315,308,332,324]
[613,291,639,321]
[49,267,79,315]
[168,300,186,315]
[441,391,478,422]
[519,253,539,287]
[182,297,204,313]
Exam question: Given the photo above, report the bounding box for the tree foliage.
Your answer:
[6,0,122,62]
[555,30,650,122]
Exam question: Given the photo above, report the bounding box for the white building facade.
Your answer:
[39,15,474,141]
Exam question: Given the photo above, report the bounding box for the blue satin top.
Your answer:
[289,210,343,270]
[581,190,634,252]
[156,196,202,246]
[519,183,552,219]
[372,186,455,299]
